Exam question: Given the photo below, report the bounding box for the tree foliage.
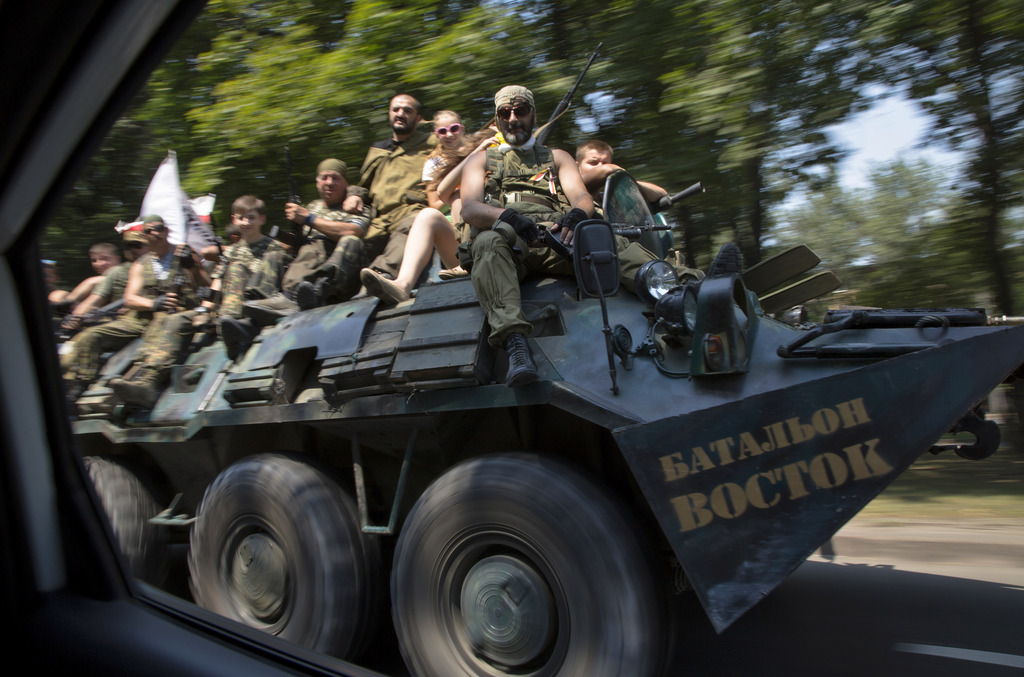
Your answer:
[776,157,981,312]
[868,0,1024,313]
[41,0,1022,316]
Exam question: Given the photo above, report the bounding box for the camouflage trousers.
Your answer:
[134,310,201,374]
[249,235,367,301]
[243,247,296,299]
[470,223,657,348]
[61,315,149,386]
[219,259,280,319]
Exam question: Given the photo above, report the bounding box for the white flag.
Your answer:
[139,151,219,252]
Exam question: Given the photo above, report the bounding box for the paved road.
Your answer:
[357,519,1024,676]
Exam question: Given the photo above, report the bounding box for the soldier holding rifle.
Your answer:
[243,158,370,322]
[107,215,211,409]
[459,85,665,387]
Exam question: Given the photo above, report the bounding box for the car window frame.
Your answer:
[0,2,383,675]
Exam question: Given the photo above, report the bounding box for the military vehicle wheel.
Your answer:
[188,454,381,659]
[392,453,665,677]
[83,455,169,586]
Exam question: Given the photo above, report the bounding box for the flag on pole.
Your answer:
[138,151,219,252]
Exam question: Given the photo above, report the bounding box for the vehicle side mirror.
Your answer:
[573,220,620,298]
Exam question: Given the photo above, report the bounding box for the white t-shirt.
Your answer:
[422,155,446,183]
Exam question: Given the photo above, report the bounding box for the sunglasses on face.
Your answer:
[434,123,463,136]
[128,242,147,249]
[496,104,533,120]
[143,225,164,234]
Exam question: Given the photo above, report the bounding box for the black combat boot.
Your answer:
[298,236,364,309]
[707,242,744,277]
[219,316,259,361]
[243,289,299,326]
[504,332,538,387]
[109,366,162,409]
[64,379,87,414]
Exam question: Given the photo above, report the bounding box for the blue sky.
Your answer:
[830,94,960,189]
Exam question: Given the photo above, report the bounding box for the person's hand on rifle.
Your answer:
[151,292,178,312]
[285,202,310,226]
[174,243,198,269]
[61,314,82,332]
[549,207,588,248]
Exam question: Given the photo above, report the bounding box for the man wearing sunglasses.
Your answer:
[460,85,666,387]
[60,219,166,407]
[458,85,595,386]
[106,215,212,409]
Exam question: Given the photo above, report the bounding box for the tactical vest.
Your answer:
[133,251,201,319]
[484,144,571,224]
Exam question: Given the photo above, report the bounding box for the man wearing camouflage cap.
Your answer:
[107,215,211,409]
[244,157,371,322]
[61,224,149,334]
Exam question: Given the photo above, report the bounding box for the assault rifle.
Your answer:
[269,146,310,249]
[81,299,125,327]
[56,298,125,340]
[534,43,602,147]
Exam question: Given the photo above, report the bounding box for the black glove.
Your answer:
[151,295,172,312]
[556,207,588,232]
[176,245,196,269]
[499,208,540,244]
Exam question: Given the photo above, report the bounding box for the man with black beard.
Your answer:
[356,93,435,282]
[459,85,668,387]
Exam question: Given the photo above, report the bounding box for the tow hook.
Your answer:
[943,409,1001,460]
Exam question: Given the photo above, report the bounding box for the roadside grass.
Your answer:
[859,434,1024,523]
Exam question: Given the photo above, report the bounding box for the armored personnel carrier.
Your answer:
[72,172,1024,676]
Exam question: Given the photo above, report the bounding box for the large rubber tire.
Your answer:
[391,453,665,677]
[83,455,169,586]
[188,454,381,659]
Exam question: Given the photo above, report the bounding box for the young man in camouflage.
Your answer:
[575,139,669,212]
[107,216,212,409]
[212,195,286,359]
[243,158,370,322]
[459,85,666,387]
[60,225,151,404]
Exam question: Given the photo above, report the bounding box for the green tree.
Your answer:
[44,0,889,282]
[776,157,982,311]
[869,0,1024,313]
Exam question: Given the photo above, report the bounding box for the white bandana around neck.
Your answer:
[499,136,536,154]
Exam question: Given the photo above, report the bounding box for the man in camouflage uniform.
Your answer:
[212,195,286,359]
[107,216,212,409]
[243,158,370,322]
[459,85,665,387]
[60,225,151,403]
[356,93,435,280]
[60,225,149,334]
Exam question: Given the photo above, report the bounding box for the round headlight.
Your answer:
[681,282,699,331]
[634,260,680,306]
